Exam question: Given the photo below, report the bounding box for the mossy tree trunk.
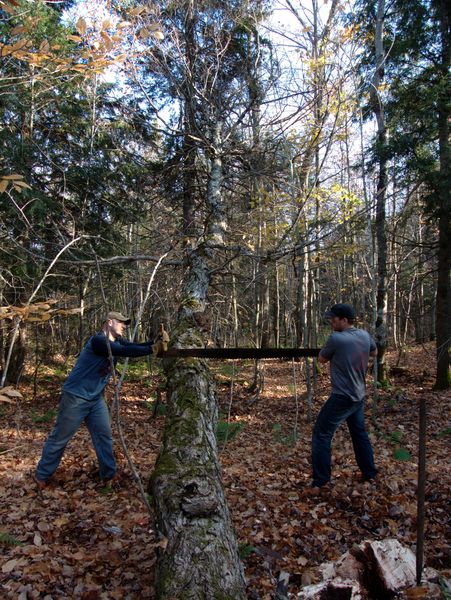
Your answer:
[149,123,246,599]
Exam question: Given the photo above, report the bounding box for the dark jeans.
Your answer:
[36,391,116,481]
[311,393,377,487]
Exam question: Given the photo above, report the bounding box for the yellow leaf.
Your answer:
[31,302,53,310]
[2,173,23,180]
[129,6,145,16]
[13,181,32,190]
[117,21,132,29]
[0,395,14,404]
[68,35,83,43]
[25,313,51,322]
[39,40,50,53]
[37,299,57,306]
[156,537,168,551]
[0,44,12,57]
[101,31,113,51]
[0,386,23,399]
[10,25,26,36]
[0,179,8,193]
[10,38,28,52]
[152,31,164,41]
[76,17,87,36]
[405,587,429,599]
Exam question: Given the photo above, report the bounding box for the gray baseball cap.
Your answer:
[104,310,131,324]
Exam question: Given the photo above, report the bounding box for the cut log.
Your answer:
[369,539,416,591]
[298,539,440,599]
[298,579,364,599]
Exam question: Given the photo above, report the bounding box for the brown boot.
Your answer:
[33,474,48,490]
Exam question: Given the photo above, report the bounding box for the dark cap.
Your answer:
[325,303,356,320]
[104,310,131,324]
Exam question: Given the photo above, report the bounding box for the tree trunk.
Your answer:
[149,118,246,599]
[433,0,450,389]
[370,0,389,385]
[150,316,246,599]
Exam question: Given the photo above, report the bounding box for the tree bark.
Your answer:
[150,317,246,599]
[433,0,450,389]
[149,114,246,598]
[370,0,389,385]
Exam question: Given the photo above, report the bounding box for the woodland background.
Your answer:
[0,0,450,598]
[0,0,449,389]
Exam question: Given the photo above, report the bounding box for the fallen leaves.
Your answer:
[0,343,449,598]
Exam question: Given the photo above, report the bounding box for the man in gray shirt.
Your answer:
[311,303,378,490]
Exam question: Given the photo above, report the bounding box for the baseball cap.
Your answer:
[104,310,131,324]
[324,303,356,320]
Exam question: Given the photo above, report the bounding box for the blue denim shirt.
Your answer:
[63,333,152,400]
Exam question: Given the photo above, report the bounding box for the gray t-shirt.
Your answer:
[319,327,376,402]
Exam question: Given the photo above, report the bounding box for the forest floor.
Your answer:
[0,342,450,599]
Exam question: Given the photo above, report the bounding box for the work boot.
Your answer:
[32,474,48,490]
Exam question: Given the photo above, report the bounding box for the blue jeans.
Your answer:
[311,393,377,487]
[35,391,116,481]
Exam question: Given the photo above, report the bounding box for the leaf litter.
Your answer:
[0,342,449,598]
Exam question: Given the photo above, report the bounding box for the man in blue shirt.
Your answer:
[35,311,154,488]
[311,304,378,491]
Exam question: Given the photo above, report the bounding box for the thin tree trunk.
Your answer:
[433,0,450,389]
[370,0,389,385]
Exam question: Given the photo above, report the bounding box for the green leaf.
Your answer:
[216,421,244,443]
[390,430,403,444]
[238,543,256,559]
[394,447,411,461]
[31,410,56,423]
[0,532,24,546]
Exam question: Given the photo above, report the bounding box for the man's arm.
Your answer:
[91,335,152,358]
[318,334,334,364]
